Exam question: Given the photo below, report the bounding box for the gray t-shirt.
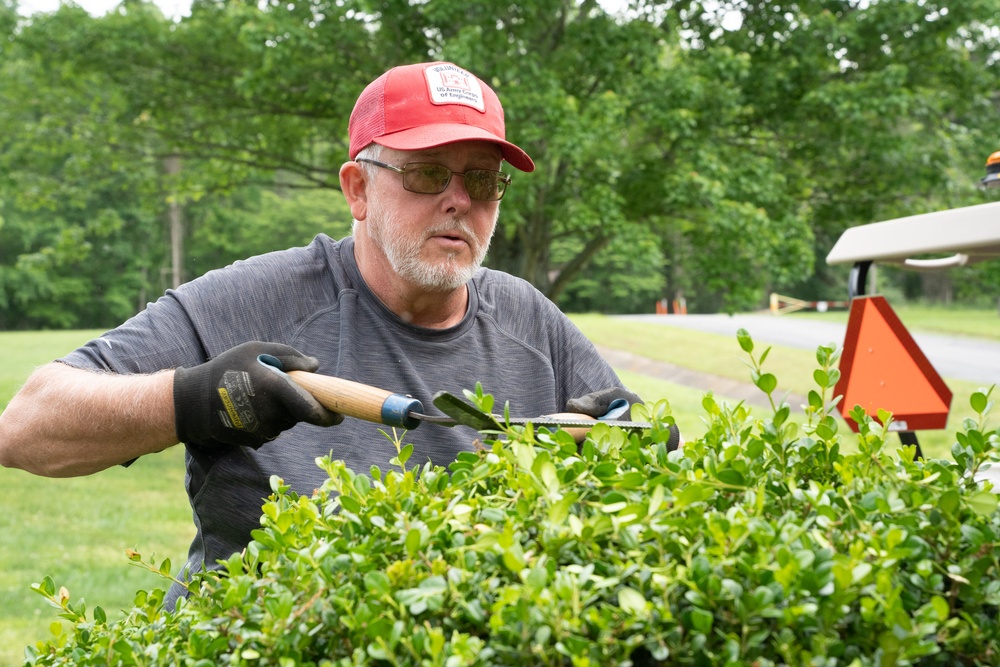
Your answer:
[61,234,624,604]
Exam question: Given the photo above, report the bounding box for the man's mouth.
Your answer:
[427,223,473,249]
[428,235,469,255]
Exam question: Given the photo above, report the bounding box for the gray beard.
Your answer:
[365,198,497,292]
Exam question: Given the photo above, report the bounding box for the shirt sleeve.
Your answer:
[59,290,210,373]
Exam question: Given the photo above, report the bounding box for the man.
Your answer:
[0,61,656,606]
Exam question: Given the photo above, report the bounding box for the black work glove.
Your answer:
[174,341,341,449]
[565,386,643,420]
[566,386,681,451]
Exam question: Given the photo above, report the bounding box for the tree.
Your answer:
[2,0,997,329]
[0,6,167,328]
[676,0,1000,302]
[8,0,817,312]
[185,184,354,278]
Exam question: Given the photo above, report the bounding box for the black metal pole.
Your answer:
[848,260,872,300]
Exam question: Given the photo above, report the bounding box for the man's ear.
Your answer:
[340,161,369,221]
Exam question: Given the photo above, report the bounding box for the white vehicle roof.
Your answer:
[826,200,1000,270]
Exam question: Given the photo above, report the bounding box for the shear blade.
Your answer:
[431,392,503,431]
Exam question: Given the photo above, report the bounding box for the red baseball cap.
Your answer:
[349,62,535,173]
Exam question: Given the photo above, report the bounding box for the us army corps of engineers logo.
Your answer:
[424,63,485,113]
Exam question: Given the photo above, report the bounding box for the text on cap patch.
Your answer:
[424,63,485,113]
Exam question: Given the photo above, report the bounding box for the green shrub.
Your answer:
[23,333,1000,666]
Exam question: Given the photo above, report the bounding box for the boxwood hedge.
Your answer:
[24,332,1000,666]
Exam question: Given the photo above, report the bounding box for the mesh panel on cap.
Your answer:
[349,75,387,157]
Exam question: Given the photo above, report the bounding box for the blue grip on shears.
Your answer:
[597,398,630,421]
[258,353,284,370]
[381,394,423,430]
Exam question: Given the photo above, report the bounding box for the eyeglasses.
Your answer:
[356,159,512,201]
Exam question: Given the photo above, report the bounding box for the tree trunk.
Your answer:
[919,272,953,304]
[487,208,552,293]
[547,234,610,302]
[519,216,551,292]
[164,155,184,288]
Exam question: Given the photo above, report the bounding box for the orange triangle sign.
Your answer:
[834,296,952,432]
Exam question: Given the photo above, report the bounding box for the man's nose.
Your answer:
[442,173,473,213]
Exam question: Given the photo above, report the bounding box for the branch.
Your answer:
[546,233,611,301]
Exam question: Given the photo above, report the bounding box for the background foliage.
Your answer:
[1,0,999,329]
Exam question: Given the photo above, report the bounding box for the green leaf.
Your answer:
[736,328,753,353]
[758,346,771,365]
[367,644,391,660]
[538,460,559,492]
[648,483,665,514]
[526,565,548,592]
[353,474,371,496]
[939,489,961,515]
[34,576,56,598]
[971,391,988,414]
[405,528,422,556]
[716,469,746,487]
[675,484,705,508]
[614,503,648,525]
[618,587,647,617]
[397,443,414,466]
[690,607,714,634]
[420,576,447,591]
[930,595,950,621]
[339,495,361,514]
[755,373,777,394]
[548,494,577,525]
[502,543,526,572]
[852,563,872,583]
[967,491,999,516]
[807,390,823,410]
[773,405,790,427]
[364,571,391,597]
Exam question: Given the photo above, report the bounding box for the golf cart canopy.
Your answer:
[826,200,1000,271]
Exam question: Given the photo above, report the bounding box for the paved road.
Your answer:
[617,313,1000,386]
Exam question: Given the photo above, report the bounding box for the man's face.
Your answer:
[363,141,503,292]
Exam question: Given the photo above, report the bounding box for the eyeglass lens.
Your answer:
[403,163,508,201]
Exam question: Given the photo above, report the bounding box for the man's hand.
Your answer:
[174,341,341,448]
[565,386,643,420]
[566,386,681,450]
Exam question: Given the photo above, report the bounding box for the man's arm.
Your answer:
[0,363,177,478]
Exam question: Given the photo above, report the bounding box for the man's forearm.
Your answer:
[0,363,178,477]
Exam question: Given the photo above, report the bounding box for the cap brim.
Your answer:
[375,123,535,173]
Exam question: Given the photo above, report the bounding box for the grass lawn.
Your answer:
[0,331,193,667]
[0,450,193,666]
[794,303,1000,341]
[0,330,103,406]
[0,308,995,664]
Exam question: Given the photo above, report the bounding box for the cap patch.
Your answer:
[423,63,485,113]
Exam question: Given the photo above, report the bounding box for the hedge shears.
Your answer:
[258,355,651,434]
